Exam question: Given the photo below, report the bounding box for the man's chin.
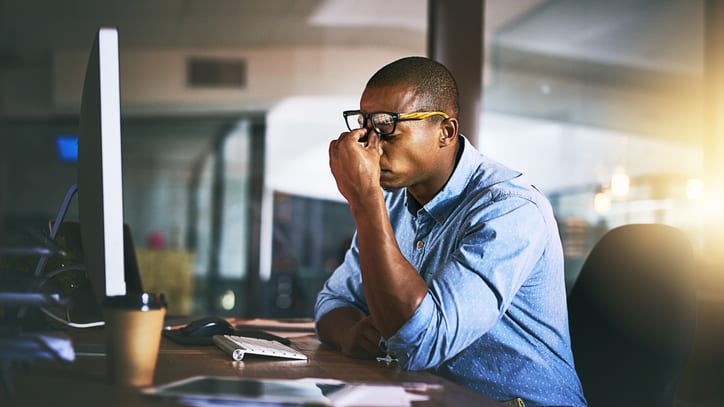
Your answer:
[380,177,404,191]
[380,170,407,188]
[381,186,403,192]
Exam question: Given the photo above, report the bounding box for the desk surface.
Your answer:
[6,328,503,407]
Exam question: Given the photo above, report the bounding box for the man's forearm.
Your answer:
[350,195,429,338]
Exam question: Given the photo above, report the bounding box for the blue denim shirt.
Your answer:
[315,137,586,407]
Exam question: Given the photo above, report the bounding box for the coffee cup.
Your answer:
[103,292,166,387]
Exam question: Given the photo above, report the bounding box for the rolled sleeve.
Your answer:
[385,292,435,368]
[314,237,369,333]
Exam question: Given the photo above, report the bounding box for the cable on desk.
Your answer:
[36,264,105,329]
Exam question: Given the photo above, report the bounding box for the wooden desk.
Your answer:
[6,328,503,406]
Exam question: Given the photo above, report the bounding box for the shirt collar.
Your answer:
[406,135,522,223]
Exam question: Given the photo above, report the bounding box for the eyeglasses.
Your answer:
[343,110,450,137]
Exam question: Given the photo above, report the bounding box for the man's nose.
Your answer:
[362,116,374,131]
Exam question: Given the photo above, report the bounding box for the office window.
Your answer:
[123,117,255,316]
[263,192,354,318]
[483,0,707,286]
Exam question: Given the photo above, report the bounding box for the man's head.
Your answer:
[354,56,461,204]
[366,56,459,119]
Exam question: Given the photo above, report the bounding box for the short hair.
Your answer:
[366,56,459,118]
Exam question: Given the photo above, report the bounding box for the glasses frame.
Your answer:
[343,110,450,136]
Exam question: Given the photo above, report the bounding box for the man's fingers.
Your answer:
[330,129,368,148]
[357,318,383,356]
[361,336,382,356]
[352,128,369,144]
[365,130,379,150]
[329,138,336,151]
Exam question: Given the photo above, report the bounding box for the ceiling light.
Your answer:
[610,172,630,197]
[308,0,426,30]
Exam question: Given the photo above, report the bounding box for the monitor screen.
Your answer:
[77,27,127,301]
[55,135,79,163]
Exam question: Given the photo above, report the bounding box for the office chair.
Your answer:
[567,223,696,407]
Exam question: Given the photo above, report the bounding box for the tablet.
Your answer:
[143,376,348,405]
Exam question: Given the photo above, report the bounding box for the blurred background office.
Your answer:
[0,0,722,345]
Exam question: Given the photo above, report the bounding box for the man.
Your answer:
[315,56,586,407]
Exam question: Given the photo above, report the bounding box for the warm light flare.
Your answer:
[594,190,611,214]
[706,197,722,216]
[610,173,630,197]
[686,178,704,200]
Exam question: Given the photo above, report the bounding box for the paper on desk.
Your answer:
[297,378,430,407]
[165,377,428,407]
[329,383,429,407]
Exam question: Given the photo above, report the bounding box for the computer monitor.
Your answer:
[77,27,129,302]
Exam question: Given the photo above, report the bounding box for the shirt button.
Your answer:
[416,240,424,249]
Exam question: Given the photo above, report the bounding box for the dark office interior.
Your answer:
[1,0,723,405]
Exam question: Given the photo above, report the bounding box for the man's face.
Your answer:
[359,84,445,191]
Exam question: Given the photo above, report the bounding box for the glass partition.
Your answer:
[483,0,707,288]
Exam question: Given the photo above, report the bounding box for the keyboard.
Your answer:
[212,334,308,361]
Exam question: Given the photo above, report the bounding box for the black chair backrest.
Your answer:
[567,223,696,407]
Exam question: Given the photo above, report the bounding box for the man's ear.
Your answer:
[439,117,459,147]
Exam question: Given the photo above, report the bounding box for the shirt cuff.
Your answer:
[385,292,435,368]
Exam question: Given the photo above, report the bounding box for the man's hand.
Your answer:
[317,307,384,359]
[328,128,383,206]
[337,316,384,358]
